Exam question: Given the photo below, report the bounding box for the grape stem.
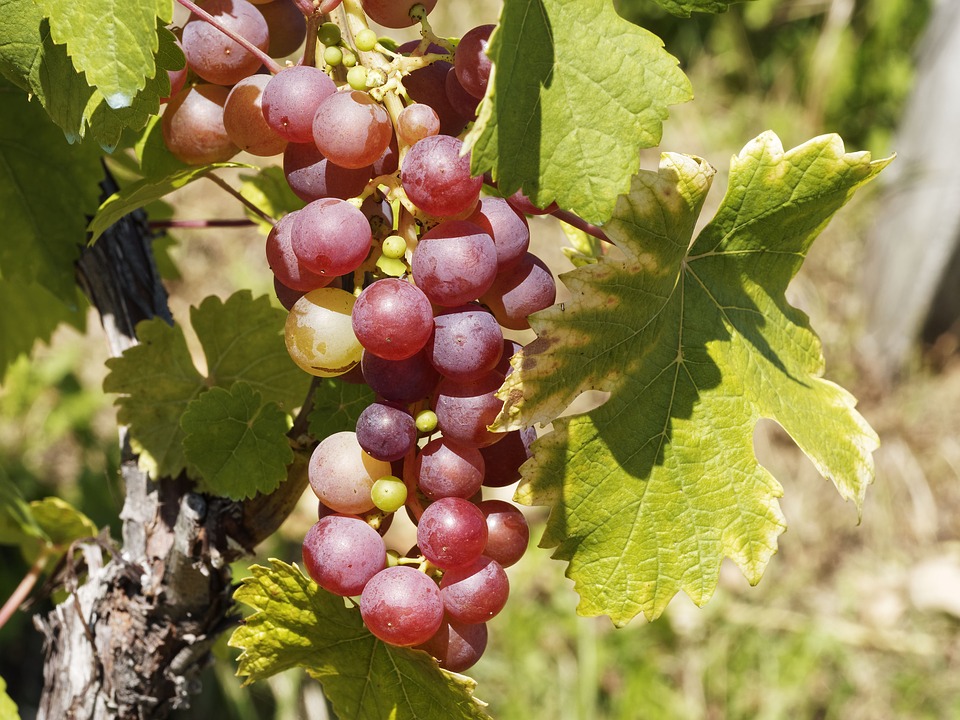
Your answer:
[0,547,51,632]
[205,173,276,226]
[401,447,425,522]
[550,208,610,244]
[149,219,257,229]
[175,0,283,75]
[302,12,327,69]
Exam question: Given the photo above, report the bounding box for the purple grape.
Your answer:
[439,555,509,623]
[479,499,529,568]
[426,304,503,382]
[360,566,444,646]
[283,142,371,202]
[481,252,556,330]
[266,211,332,292]
[444,69,480,119]
[356,402,417,462]
[262,66,336,144]
[302,515,386,596]
[291,198,372,277]
[479,427,535,487]
[415,438,485,499]
[455,25,495,99]
[404,60,471,137]
[432,371,506,448]
[416,619,487,672]
[352,279,434,360]
[417,497,488,570]
[360,0,437,28]
[412,220,497,307]
[401,136,482,217]
[361,349,440,404]
[466,197,530,271]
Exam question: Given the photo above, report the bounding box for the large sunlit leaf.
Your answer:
[466,0,692,224]
[231,560,491,720]
[496,132,891,624]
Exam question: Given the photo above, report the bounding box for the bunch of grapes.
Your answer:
[162,0,559,672]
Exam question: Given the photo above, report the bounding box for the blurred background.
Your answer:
[3,0,960,717]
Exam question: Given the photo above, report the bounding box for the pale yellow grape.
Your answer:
[284,288,363,377]
[309,432,392,514]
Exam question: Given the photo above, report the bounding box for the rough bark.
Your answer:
[33,166,309,719]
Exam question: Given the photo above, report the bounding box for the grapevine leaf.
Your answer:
[181,383,293,500]
[0,675,20,720]
[0,468,46,546]
[230,560,491,720]
[497,133,891,624]
[88,163,256,243]
[307,378,375,440]
[0,278,86,379]
[36,0,173,109]
[0,81,102,298]
[104,291,307,480]
[135,114,189,178]
[465,0,692,224]
[28,497,98,548]
[239,167,305,232]
[620,0,752,18]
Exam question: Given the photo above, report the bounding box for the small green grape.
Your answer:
[317,22,341,46]
[371,476,407,513]
[382,235,406,259]
[355,28,378,52]
[347,65,368,91]
[323,45,343,67]
[415,409,438,434]
[342,48,358,68]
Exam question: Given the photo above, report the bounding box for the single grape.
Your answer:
[262,66,337,144]
[417,497,488,570]
[478,499,529,568]
[181,0,269,86]
[432,371,506,448]
[291,198,372,277]
[302,515,386,596]
[360,0,438,28]
[355,28,378,52]
[411,221,497,307]
[417,619,487,672]
[284,288,363,377]
[371,476,407,513]
[455,25,495,99]
[396,103,441,146]
[162,84,238,165]
[324,45,343,66]
[466,197,530,271]
[223,75,288,157]
[439,555,509,624]
[480,252,557,330]
[341,48,358,68]
[351,278,434,360]
[426,304,503,382]
[444,69,480,118]
[401,135,482,218]
[361,349,440,405]
[317,21,341,46]
[479,427,536,487]
[308,431,391,514]
[415,438,484,500]
[265,211,331,292]
[283,142,371,202]
[257,0,307,58]
[313,90,394,169]
[356,402,417,462]
[381,235,407,259]
[415,409,438,434]
[360,566,444,646]
[347,65,368,91]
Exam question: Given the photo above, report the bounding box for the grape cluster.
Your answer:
[162,0,558,672]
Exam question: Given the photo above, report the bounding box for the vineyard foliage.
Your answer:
[0,0,890,716]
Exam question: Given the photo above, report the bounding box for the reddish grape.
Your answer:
[162,84,238,165]
[404,60,470,137]
[263,66,337,143]
[466,197,530,271]
[360,0,437,28]
[417,497,488,570]
[479,499,529,568]
[415,438,485,500]
[444,68,480,118]
[417,619,487,672]
[283,142,371,202]
[313,90,394,169]
[480,427,536,487]
[397,103,441,146]
[481,252,557,330]
[361,349,440,405]
[360,566,444,646]
[411,221,497,307]
[401,136,482,217]
[439,555,509,624]
[223,75,288,157]
[274,276,305,310]
[455,25,495,99]
[302,515,386,596]
[257,0,307,57]
[291,198,372,277]
[266,211,331,292]
[432,371,506,448]
[352,279,434,360]
[181,0,269,86]
[308,431,391,514]
[426,305,503,382]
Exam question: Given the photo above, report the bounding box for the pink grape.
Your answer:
[426,304,503,382]
[479,427,536,488]
[181,0,269,86]
[262,66,337,143]
[351,278,434,360]
[455,25,495,99]
[360,566,444,646]
[361,349,440,405]
[223,74,288,157]
[432,371,506,449]
[401,135,482,218]
[479,499,529,568]
[466,197,530,271]
[417,497,488,570]
[162,84,238,165]
[396,103,441,146]
[291,198,372,277]
[313,90,394,169]
[480,252,557,330]
[411,221,497,307]
[417,619,487,672]
[302,515,386,596]
[283,142,371,202]
[415,438,485,500]
[439,555,509,624]
[360,0,437,28]
[265,211,331,292]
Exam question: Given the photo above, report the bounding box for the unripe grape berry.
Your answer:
[355,28,378,52]
[371,476,407,513]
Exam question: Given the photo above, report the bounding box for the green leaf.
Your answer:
[230,560,491,720]
[182,383,294,500]
[135,114,189,178]
[496,133,891,624]
[28,497,97,548]
[307,378,375,440]
[0,675,20,720]
[88,163,255,243]
[622,0,752,18]
[0,468,46,546]
[104,291,309,480]
[239,167,305,231]
[36,0,173,109]
[465,0,692,224]
[0,81,102,297]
